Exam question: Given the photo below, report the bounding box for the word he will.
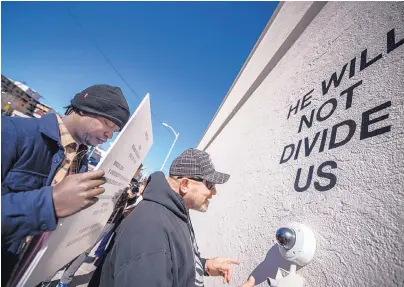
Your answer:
[280,28,402,192]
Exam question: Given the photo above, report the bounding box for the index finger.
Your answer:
[85,187,105,198]
[222,258,241,265]
[81,170,105,180]
[86,178,107,189]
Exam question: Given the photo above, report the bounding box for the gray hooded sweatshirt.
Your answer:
[99,172,207,287]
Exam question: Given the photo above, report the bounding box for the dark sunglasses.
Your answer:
[178,177,215,190]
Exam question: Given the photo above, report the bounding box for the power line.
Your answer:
[64,5,174,138]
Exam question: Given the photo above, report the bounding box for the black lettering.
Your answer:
[340,80,363,109]
[349,57,356,78]
[316,98,337,122]
[129,153,137,164]
[304,132,320,157]
[294,140,302,160]
[288,99,301,119]
[329,120,357,150]
[113,161,124,171]
[360,101,392,140]
[319,128,328,153]
[360,49,382,71]
[109,169,122,178]
[294,165,314,192]
[298,109,315,133]
[300,89,314,111]
[280,144,295,164]
[131,144,141,159]
[314,161,338,192]
[387,28,404,54]
[321,63,348,95]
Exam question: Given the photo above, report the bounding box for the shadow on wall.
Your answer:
[249,244,300,286]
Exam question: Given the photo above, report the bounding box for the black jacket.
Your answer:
[100,172,207,287]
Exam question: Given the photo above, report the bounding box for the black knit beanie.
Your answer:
[67,84,130,130]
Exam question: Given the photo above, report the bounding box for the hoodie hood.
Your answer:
[142,172,188,223]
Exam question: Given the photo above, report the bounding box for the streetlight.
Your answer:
[160,122,179,171]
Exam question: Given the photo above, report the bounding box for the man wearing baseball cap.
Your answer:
[99,148,240,287]
[1,84,130,284]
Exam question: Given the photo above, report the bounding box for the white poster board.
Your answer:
[16,94,153,287]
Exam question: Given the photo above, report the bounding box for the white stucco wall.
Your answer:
[192,2,404,287]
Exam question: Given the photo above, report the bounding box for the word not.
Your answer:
[297,81,362,134]
[280,101,392,164]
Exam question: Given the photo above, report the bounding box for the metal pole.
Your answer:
[160,123,179,171]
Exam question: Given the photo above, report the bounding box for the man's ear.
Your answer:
[179,178,190,195]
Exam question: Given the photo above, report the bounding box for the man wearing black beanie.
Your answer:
[1,84,130,285]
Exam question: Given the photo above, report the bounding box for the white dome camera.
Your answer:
[275,222,316,266]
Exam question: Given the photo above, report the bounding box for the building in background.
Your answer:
[1,74,55,118]
[13,80,43,101]
[192,2,403,287]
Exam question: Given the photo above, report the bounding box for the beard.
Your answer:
[81,133,100,147]
[187,201,209,213]
[197,201,209,213]
[185,193,210,213]
[198,207,208,213]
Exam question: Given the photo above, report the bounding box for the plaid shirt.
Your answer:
[23,116,87,242]
[24,115,87,242]
[52,115,88,185]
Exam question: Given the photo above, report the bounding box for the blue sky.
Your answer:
[1,1,278,175]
